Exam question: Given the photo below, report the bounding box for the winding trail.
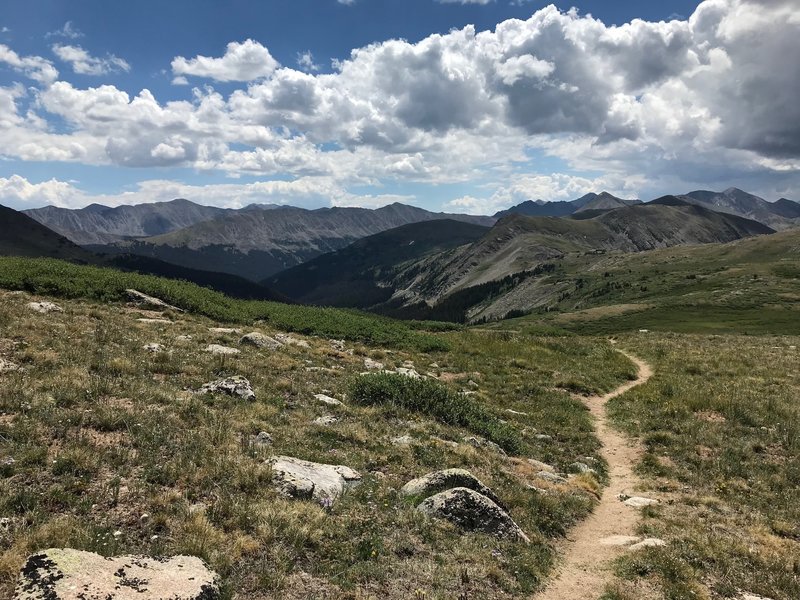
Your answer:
[535,349,654,600]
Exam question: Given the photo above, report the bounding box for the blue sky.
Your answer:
[0,0,797,212]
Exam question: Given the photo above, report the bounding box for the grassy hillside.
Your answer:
[0,285,635,598]
[0,257,449,351]
[499,227,800,335]
[0,205,96,262]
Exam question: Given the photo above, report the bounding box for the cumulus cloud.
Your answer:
[0,45,58,84]
[0,0,797,211]
[296,51,320,72]
[52,44,130,76]
[171,39,279,82]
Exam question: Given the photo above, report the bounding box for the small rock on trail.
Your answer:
[14,548,220,599]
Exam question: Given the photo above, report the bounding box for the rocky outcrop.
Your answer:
[417,488,529,542]
[269,456,361,504]
[400,469,505,509]
[313,394,343,407]
[199,376,255,401]
[14,548,220,599]
[239,332,282,350]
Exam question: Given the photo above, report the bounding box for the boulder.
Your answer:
[125,289,183,313]
[313,393,343,407]
[536,471,567,484]
[26,302,62,314]
[312,416,339,426]
[239,332,282,350]
[204,344,240,355]
[269,456,361,504]
[569,461,597,475]
[417,488,529,542]
[249,432,273,448]
[14,548,219,599]
[400,468,505,509]
[142,343,163,353]
[395,367,421,379]
[199,376,255,401]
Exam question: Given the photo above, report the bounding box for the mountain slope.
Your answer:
[24,199,232,245]
[495,191,639,219]
[98,203,495,281]
[267,219,490,306]
[0,204,97,261]
[295,202,773,322]
[679,188,799,230]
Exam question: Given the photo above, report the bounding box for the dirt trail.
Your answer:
[534,349,654,600]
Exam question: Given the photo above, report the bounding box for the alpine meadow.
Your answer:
[0,1,798,599]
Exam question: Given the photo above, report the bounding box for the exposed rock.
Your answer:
[400,468,505,508]
[209,327,240,334]
[363,357,384,370]
[249,432,273,448]
[199,376,255,401]
[417,488,529,542]
[391,434,414,446]
[569,461,597,475]
[269,456,361,503]
[143,343,163,353]
[175,335,193,342]
[330,339,347,351]
[505,409,528,416]
[204,344,240,355]
[628,538,667,551]
[463,436,507,456]
[395,367,421,379]
[622,495,659,508]
[536,471,567,484]
[136,318,172,325]
[239,332,282,350]
[313,393,343,407]
[275,334,310,348]
[738,594,775,600]
[26,302,62,314]
[14,548,220,599]
[534,434,553,441]
[125,289,183,313]
[313,416,339,426]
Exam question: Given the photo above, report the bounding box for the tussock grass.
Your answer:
[349,373,522,454]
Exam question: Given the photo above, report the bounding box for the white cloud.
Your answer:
[0,0,797,210]
[171,39,279,82]
[0,44,58,84]
[46,21,83,40]
[52,44,130,76]
[296,51,320,72]
[0,175,83,207]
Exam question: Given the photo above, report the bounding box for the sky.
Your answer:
[0,0,798,214]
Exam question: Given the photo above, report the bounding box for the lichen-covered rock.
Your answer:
[274,334,310,348]
[312,416,339,426]
[417,488,529,542]
[463,436,506,456]
[14,548,220,599]
[363,357,384,370]
[400,468,505,509]
[269,456,361,504]
[199,376,255,401]
[239,332,282,350]
[26,302,62,314]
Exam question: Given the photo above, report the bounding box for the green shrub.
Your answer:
[348,373,522,454]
